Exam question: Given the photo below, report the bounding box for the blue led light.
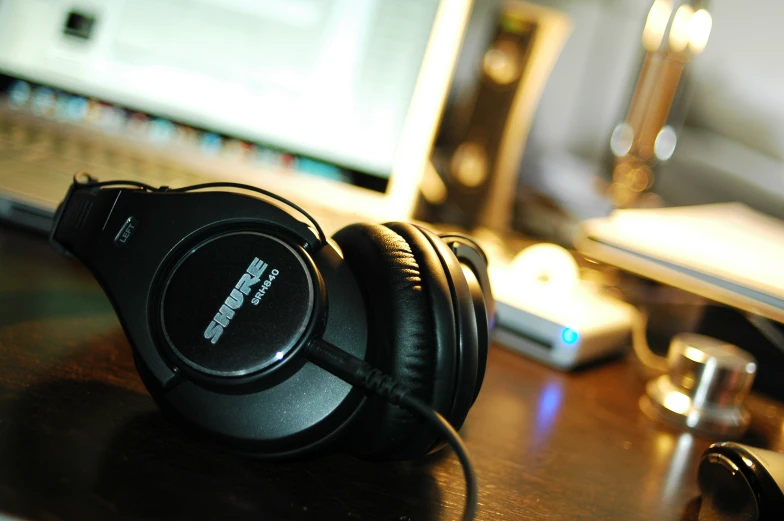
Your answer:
[561,328,579,345]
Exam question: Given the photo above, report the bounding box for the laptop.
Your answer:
[0,0,472,233]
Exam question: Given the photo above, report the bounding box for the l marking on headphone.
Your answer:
[114,216,138,247]
[203,257,268,345]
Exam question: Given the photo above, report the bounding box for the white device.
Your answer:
[0,0,472,226]
[490,244,635,370]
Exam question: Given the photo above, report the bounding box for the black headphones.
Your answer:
[50,175,494,462]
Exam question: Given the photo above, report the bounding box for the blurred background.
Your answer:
[1,0,783,397]
[421,0,784,240]
[3,0,783,237]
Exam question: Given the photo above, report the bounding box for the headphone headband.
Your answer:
[51,174,326,256]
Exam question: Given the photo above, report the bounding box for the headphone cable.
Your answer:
[307,339,478,521]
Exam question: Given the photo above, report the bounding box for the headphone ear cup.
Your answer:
[385,224,480,437]
[332,223,438,459]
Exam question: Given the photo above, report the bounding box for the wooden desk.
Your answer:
[0,225,782,521]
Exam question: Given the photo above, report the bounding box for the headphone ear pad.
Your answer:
[388,224,479,432]
[332,223,437,459]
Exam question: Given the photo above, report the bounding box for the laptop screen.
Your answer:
[0,0,439,189]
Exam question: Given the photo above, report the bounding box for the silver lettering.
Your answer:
[225,288,244,309]
[203,321,224,344]
[247,258,267,277]
[218,304,235,320]
[204,257,268,344]
[214,308,231,327]
[236,274,257,295]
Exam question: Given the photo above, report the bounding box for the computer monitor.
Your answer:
[0,0,472,220]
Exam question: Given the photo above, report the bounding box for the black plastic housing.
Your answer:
[52,184,369,458]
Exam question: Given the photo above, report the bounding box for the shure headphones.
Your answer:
[50,175,495,465]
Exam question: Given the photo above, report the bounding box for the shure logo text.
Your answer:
[203,258,268,344]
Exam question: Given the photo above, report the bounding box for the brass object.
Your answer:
[609,1,712,208]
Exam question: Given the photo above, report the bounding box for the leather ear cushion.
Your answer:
[332,223,437,457]
[388,224,478,438]
[402,223,486,429]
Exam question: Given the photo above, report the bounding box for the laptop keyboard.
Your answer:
[0,112,360,234]
[0,113,213,201]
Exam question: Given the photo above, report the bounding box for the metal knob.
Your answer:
[641,333,757,438]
